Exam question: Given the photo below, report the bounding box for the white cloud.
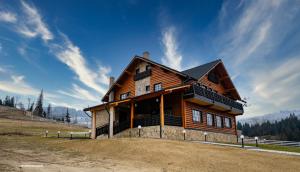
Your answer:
[52,34,110,95]
[161,26,183,71]
[58,84,99,102]
[0,11,17,23]
[216,0,300,117]
[17,0,53,41]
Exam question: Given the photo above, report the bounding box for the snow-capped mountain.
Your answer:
[238,110,300,124]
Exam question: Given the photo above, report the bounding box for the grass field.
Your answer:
[0,114,300,172]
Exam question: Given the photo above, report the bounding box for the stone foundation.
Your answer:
[114,125,237,143]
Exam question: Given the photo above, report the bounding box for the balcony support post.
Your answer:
[130,101,134,128]
[160,94,164,138]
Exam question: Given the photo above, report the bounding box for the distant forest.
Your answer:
[237,114,300,141]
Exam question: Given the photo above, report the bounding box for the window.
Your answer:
[216,116,222,128]
[192,110,202,123]
[154,83,162,92]
[207,113,214,126]
[146,85,150,93]
[120,92,130,100]
[136,68,140,74]
[225,117,232,128]
[146,65,151,71]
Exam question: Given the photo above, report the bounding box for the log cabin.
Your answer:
[84,52,244,143]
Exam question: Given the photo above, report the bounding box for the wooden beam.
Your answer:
[125,70,132,75]
[219,75,229,81]
[181,94,186,128]
[225,88,236,92]
[160,94,164,138]
[130,101,134,128]
[115,83,122,87]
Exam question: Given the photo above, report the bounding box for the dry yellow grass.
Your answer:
[0,116,300,172]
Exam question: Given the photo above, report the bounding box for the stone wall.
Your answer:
[114,125,237,143]
[95,110,109,128]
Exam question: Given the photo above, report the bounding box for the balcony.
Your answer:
[183,84,243,115]
[134,69,152,81]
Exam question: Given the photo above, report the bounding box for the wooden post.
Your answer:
[130,101,134,128]
[181,94,185,128]
[160,94,164,138]
[91,111,96,139]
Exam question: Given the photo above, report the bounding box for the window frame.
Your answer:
[145,85,150,93]
[216,115,223,128]
[192,109,202,123]
[206,113,214,126]
[224,117,232,128]
[135,68,140,74]
[120,92,130,100]
[146,65,151,71]
[154,83,162,92]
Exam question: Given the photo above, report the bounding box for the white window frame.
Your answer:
[192,110,201,123]
[224,117,231,128]
[154,83,162,92]
[216,115,222,128]
[207,113,213,126]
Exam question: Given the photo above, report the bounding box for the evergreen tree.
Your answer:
[33,90,44,117]
[43,111,47,118]
[4,96,10,106]
[65,108,71,123]
[47,104,52,119]
[0,99,2,105]
[29,102,35,112]
[239,114,300,141]
[10,97,15,107]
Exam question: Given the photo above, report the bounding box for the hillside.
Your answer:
[0,110,300,171]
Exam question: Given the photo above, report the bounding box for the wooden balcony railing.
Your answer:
[134,69,152,81]
[184,84,243,111]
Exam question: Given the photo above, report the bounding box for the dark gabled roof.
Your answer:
[181,59,221,79]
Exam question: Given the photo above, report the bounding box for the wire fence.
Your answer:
[238,138,300,147]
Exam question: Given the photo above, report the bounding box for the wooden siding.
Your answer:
[184,101,236,135]
[150,66,183,91]
[114,73,135,101]
[199,75,226,95]
[164,93,182,116]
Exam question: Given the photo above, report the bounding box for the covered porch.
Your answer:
[92,88,186,139]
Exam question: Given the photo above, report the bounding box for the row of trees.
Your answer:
[237,114,300,141]
[0,90,71,124]
[0,96,16,107]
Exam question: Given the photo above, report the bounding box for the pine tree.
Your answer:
[65,108,71,123]
[4,96,10,106]
[0,99,2,105]
[43,111,47,118]
[33,90,44,117]
[47,104,51,119]
[10,97,15,107]
[29,102,35,112]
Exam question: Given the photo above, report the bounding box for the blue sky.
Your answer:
[0,0,299,118]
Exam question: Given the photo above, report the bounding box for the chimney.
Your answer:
[109,77,115,87]
[143,51,150,59]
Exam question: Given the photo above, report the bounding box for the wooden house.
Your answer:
[84,52,244,143]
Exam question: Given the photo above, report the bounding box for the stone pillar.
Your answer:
[109,106,114,138]
[91,111,96,139]
[108,76,115,138]
[160,94,164,138]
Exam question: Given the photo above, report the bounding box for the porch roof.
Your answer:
[84,84,190,112]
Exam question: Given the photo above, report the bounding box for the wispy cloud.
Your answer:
[58,84,99,102]
[161,26,183,71]
[215,0,300,117]
[0,11,17,23]
[17,0,53,41]
[0,0,110,101]
[51,34,110,95]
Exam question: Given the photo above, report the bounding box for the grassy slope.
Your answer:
[0,114,300,171]
[246,143,300,153]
